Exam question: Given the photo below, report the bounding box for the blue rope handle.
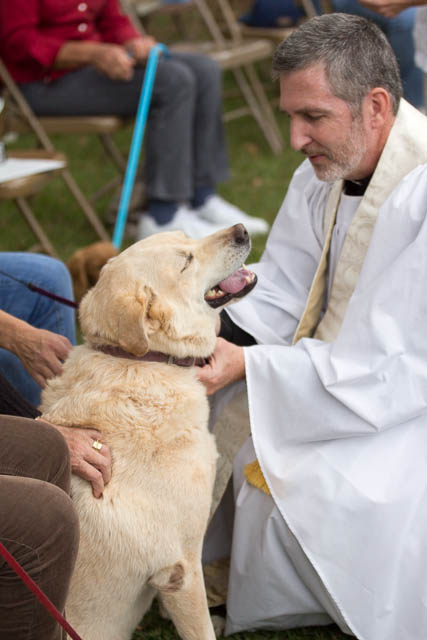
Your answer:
[112,43,169,249]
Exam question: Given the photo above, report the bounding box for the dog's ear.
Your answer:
[113,285,153,356]
[67,249,89,303]
[146,295,174,337]
[79,277,154,357]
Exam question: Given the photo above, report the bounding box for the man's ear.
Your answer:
[365,87,392,129]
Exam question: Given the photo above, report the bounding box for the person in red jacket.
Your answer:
[0,0,269,238]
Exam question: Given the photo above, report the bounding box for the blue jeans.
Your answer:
[331,0,424,108]
[0,253,76,408]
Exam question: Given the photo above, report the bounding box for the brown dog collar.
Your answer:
[93,344,208,367]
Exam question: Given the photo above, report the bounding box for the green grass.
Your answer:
[132,600,350,639]
[1,73,350,639]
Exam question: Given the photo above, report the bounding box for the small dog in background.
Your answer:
[67,241,119,303]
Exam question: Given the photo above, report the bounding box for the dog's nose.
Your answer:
[233,224,249,245]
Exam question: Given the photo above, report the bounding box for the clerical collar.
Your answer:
[343,175,372,196]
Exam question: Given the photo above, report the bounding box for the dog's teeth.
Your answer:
[206,288,225,299]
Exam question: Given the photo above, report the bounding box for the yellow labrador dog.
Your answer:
[39,224,256,640]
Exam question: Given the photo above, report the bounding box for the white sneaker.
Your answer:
[137,204,227,239]
[196,195,270,236]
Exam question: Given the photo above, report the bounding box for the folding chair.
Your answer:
[127,0,285,154]
[0,149,66,257]
[0,58,120,242]
[232,0,301,43]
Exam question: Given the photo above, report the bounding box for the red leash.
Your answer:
[0,539,83,640]
[0,269,78,309]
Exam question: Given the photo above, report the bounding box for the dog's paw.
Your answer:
[211,614,226,637]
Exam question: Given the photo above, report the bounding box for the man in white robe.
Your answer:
[199,14,427,640]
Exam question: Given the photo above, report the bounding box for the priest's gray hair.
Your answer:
[272,13,402,116]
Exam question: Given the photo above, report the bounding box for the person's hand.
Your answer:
[91,43,135,80]
[12,324,72,388]
[359,0,413,17]
[39,420,112,499]
[125,36,158,63]
[197,338,245,395]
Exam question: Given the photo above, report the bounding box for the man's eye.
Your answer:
[305,114,323,122]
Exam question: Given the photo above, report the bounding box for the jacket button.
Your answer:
[78,2,88,10]
[77,23,88,32]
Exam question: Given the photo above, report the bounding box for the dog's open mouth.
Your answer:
[205,266,257,309]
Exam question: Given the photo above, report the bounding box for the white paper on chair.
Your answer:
[0,157,66,184]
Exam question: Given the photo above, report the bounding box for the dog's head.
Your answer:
[67,242,120,303]
[79,224,257,359]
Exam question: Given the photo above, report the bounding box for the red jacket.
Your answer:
[0,0,140,83]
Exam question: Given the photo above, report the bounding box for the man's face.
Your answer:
[280,64,369,182]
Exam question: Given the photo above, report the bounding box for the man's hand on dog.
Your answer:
[37,420,112,498]
[197,338,245,395]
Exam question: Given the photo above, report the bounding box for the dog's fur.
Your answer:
[40,225,254,640]
[67,241,119,303]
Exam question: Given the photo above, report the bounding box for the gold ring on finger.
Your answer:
[92,439,103,451]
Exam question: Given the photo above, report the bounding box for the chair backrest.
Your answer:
[0,57,110,242]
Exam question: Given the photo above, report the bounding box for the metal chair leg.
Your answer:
[232,67,283,154]
[15,197,58,258]
[244,64,284,154]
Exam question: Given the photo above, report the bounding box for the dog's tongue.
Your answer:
[218,268,251,294]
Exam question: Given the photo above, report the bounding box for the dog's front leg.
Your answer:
[154,562,216,640]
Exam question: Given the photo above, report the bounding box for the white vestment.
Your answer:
[214,100,427,639]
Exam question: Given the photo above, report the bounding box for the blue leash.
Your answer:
[112,43,169,249]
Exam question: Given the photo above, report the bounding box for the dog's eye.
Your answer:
[180,253,194,273]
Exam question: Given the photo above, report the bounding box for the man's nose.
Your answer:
[289,119,312,151]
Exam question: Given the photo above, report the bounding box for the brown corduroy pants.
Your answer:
[0,415,80,640]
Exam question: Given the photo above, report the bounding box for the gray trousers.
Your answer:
[20,52,230,202]
[0,416,80,640]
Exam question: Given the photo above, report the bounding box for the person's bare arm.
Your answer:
[359,0,425,17]
[54,41,135,80]
[0,310,72,388]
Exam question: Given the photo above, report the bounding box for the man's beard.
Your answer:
[303,117,368,182]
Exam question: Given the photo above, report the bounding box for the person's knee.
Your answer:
[42,257,74,298]
[1,253,72,297]
[193,55,222,82]
[0,416,72,491]
[175,54,222,92]
[158,60,197,102]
